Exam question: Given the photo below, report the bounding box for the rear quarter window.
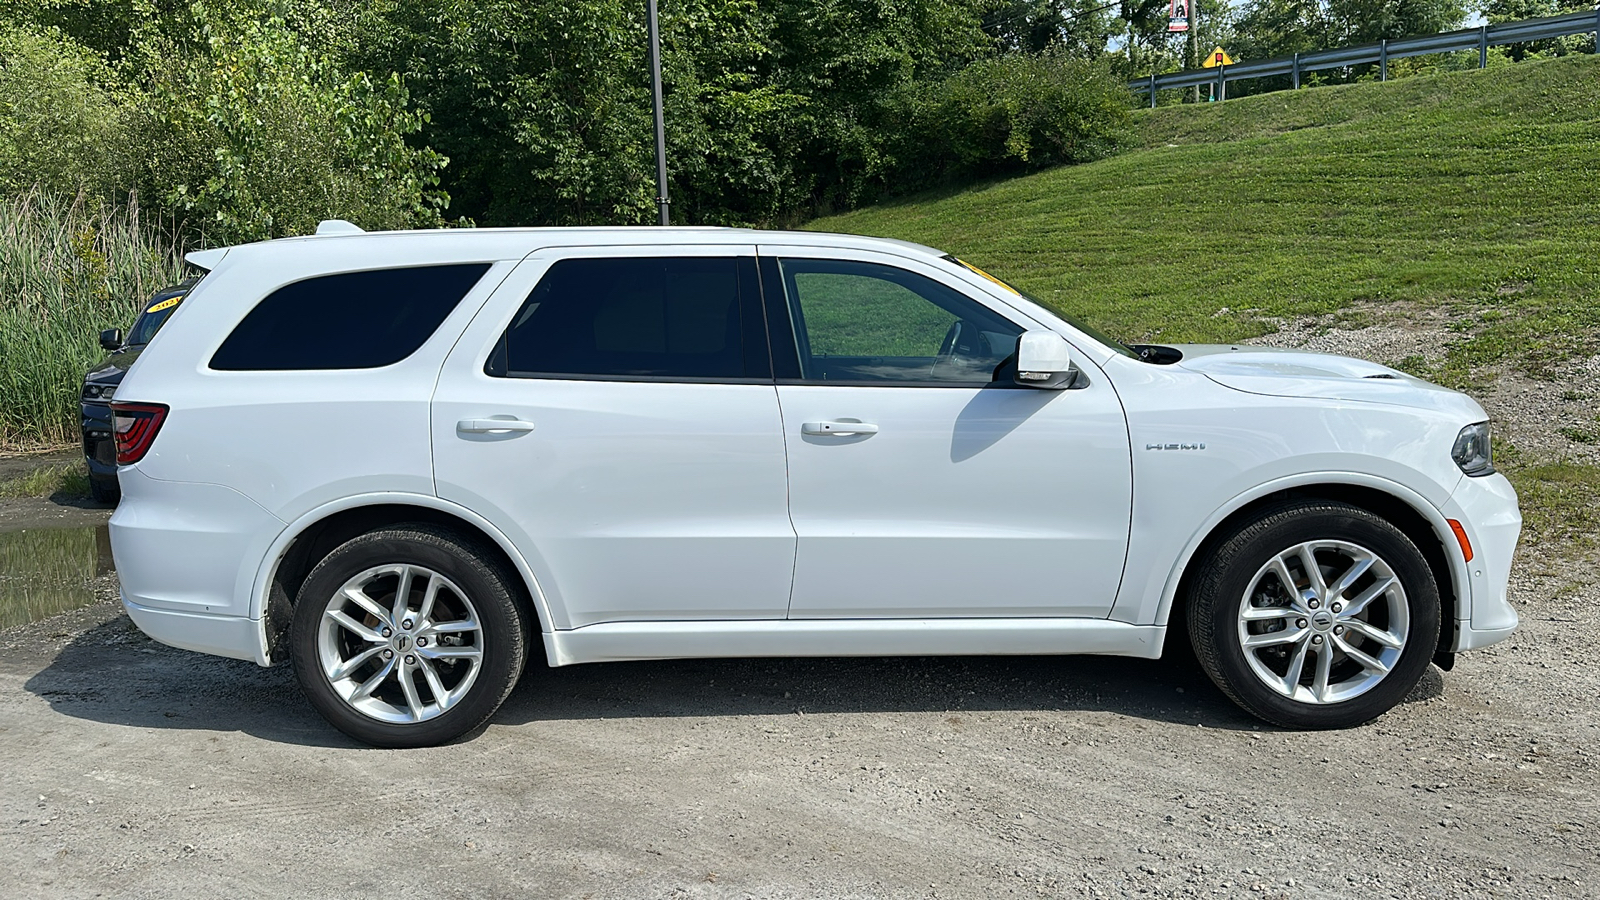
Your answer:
[210,263,491,371]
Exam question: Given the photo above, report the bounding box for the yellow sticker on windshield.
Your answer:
[145,295,183,314]
[954,260,1022,297]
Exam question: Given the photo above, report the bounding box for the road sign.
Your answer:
[1202,47,1235,67]
[1167,0,1189,32]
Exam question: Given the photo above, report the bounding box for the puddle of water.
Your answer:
[0,525,114,628]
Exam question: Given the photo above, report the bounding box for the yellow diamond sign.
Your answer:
[1202,47,1235,68]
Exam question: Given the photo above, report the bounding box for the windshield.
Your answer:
[125,276,199,346]
[127,303,177,345]
[946,256,1138,359]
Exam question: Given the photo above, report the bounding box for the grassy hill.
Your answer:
[808,54,1600,387]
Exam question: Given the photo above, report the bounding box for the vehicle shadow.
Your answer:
[27,615,1445,746]
[498,651,1269,731]
[22,616,355,748]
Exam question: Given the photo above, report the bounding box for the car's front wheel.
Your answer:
[290,525,530,747]
[1188,500,1441,729]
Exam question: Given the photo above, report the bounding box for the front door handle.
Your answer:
[802,420,878,436]
[458,417,536,434]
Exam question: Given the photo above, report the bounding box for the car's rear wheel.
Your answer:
[290,525,529,748]
[1188,500,1441,729]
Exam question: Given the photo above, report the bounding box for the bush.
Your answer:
[889,54,1134,191]
[133,11,450,242]
[0,25,131,196]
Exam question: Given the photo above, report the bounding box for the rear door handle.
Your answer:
[802,420,878,436]
[458,417,536,434]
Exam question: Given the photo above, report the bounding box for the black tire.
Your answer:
[89,475,119,505]
[290,525,530,748]
[1187,500,1441,729]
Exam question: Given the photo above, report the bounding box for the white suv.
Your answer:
[108,224,1520,747]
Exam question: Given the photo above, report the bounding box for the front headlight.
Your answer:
[1451,422,1494,476]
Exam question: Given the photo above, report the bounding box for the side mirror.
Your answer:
[99,328,123,352]
[1014,331,1075,389]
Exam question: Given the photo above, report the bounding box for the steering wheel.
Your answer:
[930,320,990,379]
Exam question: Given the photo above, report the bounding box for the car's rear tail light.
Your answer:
[110,402,169,464]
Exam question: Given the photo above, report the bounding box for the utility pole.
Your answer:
[646,0,670,226]
[1188,0,1200,103]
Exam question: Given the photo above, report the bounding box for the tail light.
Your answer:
[110,402,169,464]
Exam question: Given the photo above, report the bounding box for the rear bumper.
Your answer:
[109,468,282,664]
[122,596,260,662]
[1440,472,1521,652]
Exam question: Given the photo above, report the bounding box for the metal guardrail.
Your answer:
[1131,10,1600,105]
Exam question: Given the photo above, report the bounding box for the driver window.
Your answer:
[778,258,1023,384]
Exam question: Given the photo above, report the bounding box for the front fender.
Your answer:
[1121,471,1471,634]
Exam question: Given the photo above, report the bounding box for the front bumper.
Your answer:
[1440,472,1521,651]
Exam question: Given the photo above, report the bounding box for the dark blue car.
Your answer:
[82,278,198,503]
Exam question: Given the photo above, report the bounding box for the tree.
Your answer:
[1326,0,1466,44]
[1480,0,1596,60]
[982,0,1117,58]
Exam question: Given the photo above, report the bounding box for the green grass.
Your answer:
[808,55,1600,385]
[0,190,188,447]
[0,460,91,499]
[791,269,956,357]
[1503,457,1600,550]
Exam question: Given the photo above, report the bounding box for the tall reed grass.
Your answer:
[0,190,188,447]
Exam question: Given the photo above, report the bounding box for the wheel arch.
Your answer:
[1156,475,1466,657]
[251,494,553,666]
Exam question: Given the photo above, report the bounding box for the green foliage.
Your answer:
[0,459,89,498]
[0,24,130,195]
[1228,0,1329,62]
[809,55,1600,379]
[0,0,451,242]
[890,54,1133,188]
[0,189,186,446]
[1326,0,1466,44]
[357,0,1121,226]
[982,0,1117,57]
[1504,456,1600,549]
[1222,0,1470,95]
[353,0,664,226]
[1482,0,1597,61]
[131,6,449,241]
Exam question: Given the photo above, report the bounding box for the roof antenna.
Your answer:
[315,220,365,236]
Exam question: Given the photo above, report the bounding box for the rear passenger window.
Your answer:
[210,264,490,371]
[486,257,757,380]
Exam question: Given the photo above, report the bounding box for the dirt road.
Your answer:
[1,555,1596,899]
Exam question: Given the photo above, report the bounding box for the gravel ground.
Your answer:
[1256,304,1600,467]
[2,323,1598,899]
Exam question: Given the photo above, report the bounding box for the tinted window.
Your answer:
[778,259,1022,384]
[488,257,753,380]
[210,264,490,371]
[127,302,179,346]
